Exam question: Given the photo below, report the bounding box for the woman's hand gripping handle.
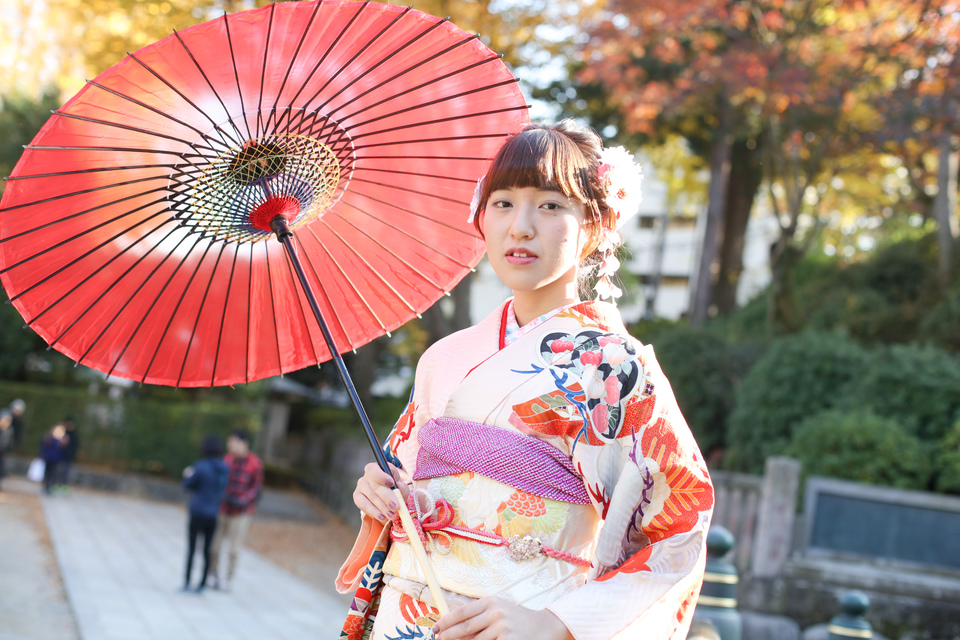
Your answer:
[353,462,451,616]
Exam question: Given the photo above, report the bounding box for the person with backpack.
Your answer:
[182,435,229,593]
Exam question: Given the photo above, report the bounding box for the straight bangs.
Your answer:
[485,129,594,204]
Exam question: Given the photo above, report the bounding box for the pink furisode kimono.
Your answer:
[336,300,715,640]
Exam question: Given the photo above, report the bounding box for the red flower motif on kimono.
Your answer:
[388,401,417,450]
[638,418,714,544]
[342,614,365,640]
[595,545,653,582]
[509,389,585,439]
[400,594,440,626]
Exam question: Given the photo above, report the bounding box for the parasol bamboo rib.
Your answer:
[325,218,447,296]
[354,166,475,184]
[128,51,244,146]
[306,227,389,335]
[262,240,285,376]
[171,30,248,146]
[176,240,230,387]
[103,234,208,376]
[207,243,240,387]
[340,203,472,272]
[84,80,229,149]
[307,9,435,119]
[4,164,177,181]
[139,240,220,383]
[273,1,369,135]
[292,233,358,351]
[0,198,170,277]
[280,248,323,365]
[16,212,175,319]
[348,79,522,131]
[352,132,512,150]
[254,3,276,137]
[46,222,182,347]
[0,179,171,220]
[314,219,420,313]
[244,242,253,384]
[327,44,491,130]
[222,13,254,143]
[75,231,197,366]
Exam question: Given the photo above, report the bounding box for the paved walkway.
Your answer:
[0,475,353,640]
[42,488,348,640]
[0,478,79,640]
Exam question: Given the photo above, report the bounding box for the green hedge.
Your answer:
[839,344,960,441]
[642,325,757,456]
[786,409,930,490]
[0,381,261,478]
[725,331,869,473]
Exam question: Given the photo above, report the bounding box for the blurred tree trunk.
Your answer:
[689,93,733,326]
[714,138,763,316]
[933,133,959,288]
[421,272,473,346]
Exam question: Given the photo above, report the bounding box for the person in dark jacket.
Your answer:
[0,410,13,490]
[10,399,25,447]
[39,424,67,496]
[56,417,79,493]
[182,435,229,593]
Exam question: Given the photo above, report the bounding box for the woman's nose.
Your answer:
[509,204,535,238]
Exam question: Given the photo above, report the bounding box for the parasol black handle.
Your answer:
[270,216,393,476]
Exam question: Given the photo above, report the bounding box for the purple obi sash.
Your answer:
[413,417,591,505]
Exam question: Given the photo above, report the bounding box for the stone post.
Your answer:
[828,591,873,640]
[750,456,801,578]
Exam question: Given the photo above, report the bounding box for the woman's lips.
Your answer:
[505,249,537,265]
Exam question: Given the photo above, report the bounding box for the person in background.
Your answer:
[39,424,67,496]
[207,429,263,592]
[0,410,13,491]
[57,417,80,493]
[10,399,25,447]
[182,435,229,593]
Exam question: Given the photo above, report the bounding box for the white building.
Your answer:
[470,154,780,325]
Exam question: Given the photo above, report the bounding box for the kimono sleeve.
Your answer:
[545,344,714,640]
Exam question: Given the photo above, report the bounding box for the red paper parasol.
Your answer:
[1,2,529,614]
[0,0,527,389]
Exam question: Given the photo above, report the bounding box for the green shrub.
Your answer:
[840,344,960,441]
[920,287,960,354]
[725,331,868,473]
[786,409,929,490]
[645,326,757,456]
[0,381,261,478]
[935,420,960,495]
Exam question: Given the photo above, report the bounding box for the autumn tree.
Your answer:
[578,0,957,327]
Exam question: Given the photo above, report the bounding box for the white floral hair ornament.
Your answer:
[467,176,485,225]
[595,146,643,303]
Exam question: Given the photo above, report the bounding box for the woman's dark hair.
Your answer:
[472,120,616,257]
[201,435,224,457]
[229,429,250,443]
[471,120,617,296]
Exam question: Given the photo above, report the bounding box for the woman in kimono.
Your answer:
[337,120,714,640]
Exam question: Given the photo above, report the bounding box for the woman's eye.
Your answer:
[492,199,512,209]
[542,202,560,211]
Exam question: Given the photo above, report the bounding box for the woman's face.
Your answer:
[482,186,588,306]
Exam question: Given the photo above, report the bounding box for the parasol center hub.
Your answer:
[249,195,302,232]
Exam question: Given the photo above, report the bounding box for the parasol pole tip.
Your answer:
[416,313,422,319]
[386,331,392,338]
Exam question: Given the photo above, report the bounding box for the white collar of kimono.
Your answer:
[503,299,581,346]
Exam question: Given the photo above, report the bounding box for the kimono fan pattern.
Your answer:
[337,300,714,640]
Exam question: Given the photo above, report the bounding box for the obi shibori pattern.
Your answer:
[337,300,714,640]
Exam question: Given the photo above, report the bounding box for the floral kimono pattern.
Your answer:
[337,300,714,640]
